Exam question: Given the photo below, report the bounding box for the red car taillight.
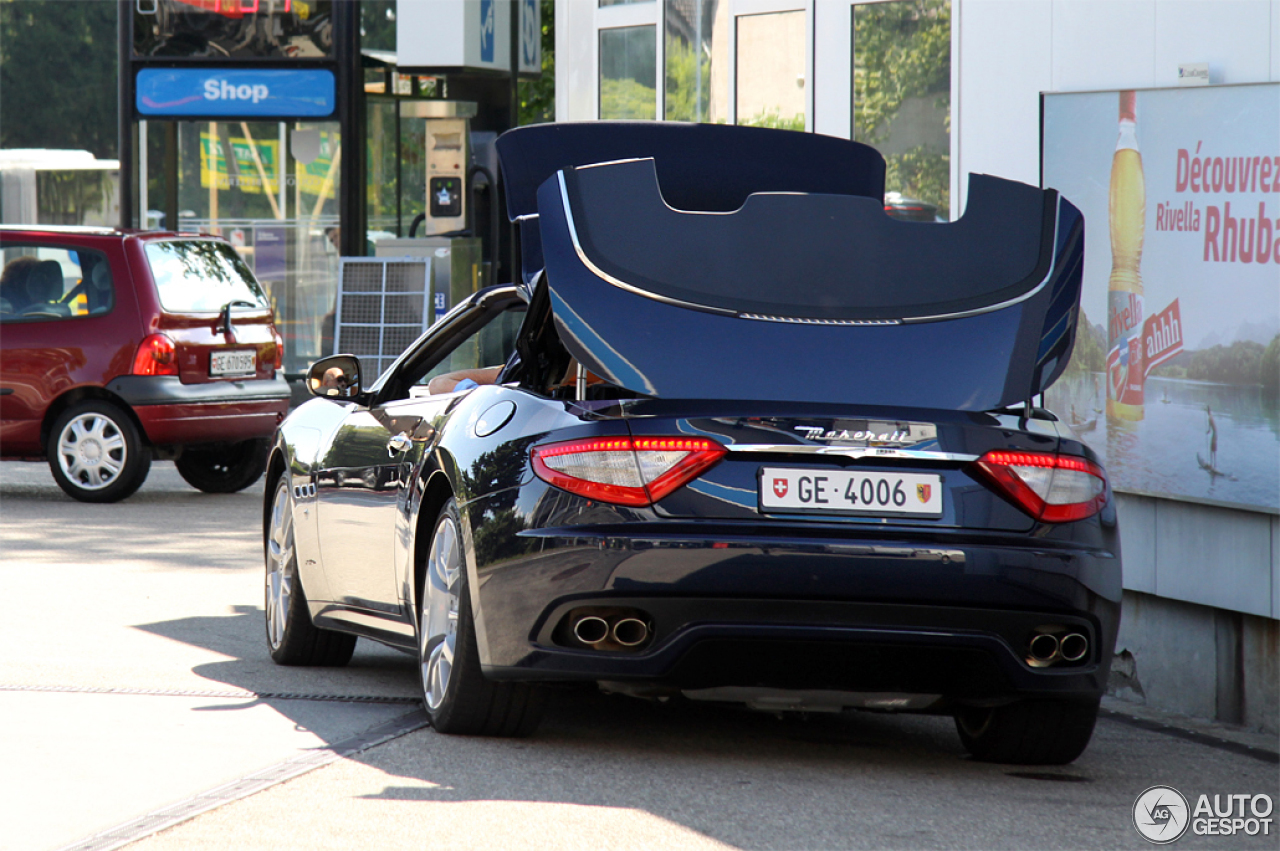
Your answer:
[270,327,284,370]
[531,436,727,507]
[132,333,178,376]
[973,450,1108,522]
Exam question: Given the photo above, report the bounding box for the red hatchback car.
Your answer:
[0,226,290,502]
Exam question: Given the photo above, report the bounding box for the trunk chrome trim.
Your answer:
[558,171,738,317]
[725,444,980,463]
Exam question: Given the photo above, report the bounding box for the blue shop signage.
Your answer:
[136,68,335,118]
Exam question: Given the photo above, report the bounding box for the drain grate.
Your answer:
[1,683,421,705]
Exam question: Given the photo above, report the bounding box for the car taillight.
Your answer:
[973,450,1108,522]
[531,436,727,507]
[270,327,284,370]
[132,333,178,376]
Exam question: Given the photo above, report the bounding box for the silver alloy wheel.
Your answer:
[56,412,126,491]
[420,512,462,711]
[265,479,294,651]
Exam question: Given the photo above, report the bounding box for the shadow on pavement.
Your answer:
[134,604,420,742]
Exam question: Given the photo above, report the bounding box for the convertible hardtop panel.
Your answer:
[561,158,1054,322]
[495,121,886,221]
[534,160,1085,410]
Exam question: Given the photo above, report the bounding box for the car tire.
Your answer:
[418,498,546,736]
[176,438,270,494]
[954,698,1100,765]
[47,400,151,503]
[264,476,357,666]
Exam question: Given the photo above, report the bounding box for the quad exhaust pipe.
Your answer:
[1027,630,1089,666]
[1059,632,1089,662]
[611,618,649,647]
[572,616,610,645]
[568,612,652,650]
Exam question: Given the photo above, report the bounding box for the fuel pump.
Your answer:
[374,101,487,327]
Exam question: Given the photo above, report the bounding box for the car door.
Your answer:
[0,238,137,453]
[313,288,526,617]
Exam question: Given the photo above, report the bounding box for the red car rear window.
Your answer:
[144,239,269,313]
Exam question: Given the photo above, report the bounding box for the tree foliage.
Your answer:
[518,0,555,125]
[0,0,119,157]
[853,0,950,212]
[1262,335,1280,396]
[599,78,656,120]
[1186,340,1268,385]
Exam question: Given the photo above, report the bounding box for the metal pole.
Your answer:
[138,120,148,226]
[509,0,520,131]
[508,0,520,284]
[335,0,364,256]
[117,0,133,229]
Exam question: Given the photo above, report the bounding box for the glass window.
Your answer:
[169,119,342,373]
[664,0,726,122]
[0,245,113,322]
[735,11,806,131]
[853,0,951,220]
[367,100,399,239]
[413,307,527,391]
[133,0,335,59]
[600,26,657,119]
[144,239,270,313]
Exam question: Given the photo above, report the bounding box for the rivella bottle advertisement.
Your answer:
[1107,91,1147,422]
[1043,84,1279,513]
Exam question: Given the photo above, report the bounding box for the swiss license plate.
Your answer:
[210,349,256,377]
[760,467,943,517]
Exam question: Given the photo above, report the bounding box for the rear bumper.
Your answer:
[107,375,290,446]
[469,522,1121,704]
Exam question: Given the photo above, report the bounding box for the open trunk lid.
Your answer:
[537,158,1084,411]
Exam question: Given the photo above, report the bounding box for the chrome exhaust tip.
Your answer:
[1028,633,1061,664]
[573,616,610,645]
[611,617,649,647]
[1059,632,1089,662]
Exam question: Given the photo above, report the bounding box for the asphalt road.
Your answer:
[1,459,1276,851]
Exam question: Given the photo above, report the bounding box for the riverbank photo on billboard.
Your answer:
[1042,83,1280,514]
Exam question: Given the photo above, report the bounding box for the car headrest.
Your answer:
[26,261,64,302]
[90,262,112,291]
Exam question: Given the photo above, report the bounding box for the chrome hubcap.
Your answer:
[265,480,294,650]
[420,513,461,711]
[56,413,125,490]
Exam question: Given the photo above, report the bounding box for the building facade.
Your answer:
[556,0,1280,732]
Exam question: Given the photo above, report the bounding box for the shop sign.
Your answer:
[137,68,335,117]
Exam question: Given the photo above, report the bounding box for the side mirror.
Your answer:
[307,355,362,399]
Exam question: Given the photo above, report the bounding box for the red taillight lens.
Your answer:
[531,436,727,506]
[132,333,178,376]
[973,450,1108,522]
[270,327,284,370]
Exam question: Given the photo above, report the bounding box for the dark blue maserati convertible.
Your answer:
[264,122,1120,765]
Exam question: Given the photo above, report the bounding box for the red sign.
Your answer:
[1142,298,1184,376]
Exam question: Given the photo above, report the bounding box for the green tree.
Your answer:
[1262,334,1280,396]
[518,0,555,125]
[0,0,118,157]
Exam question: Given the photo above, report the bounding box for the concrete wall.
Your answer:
[1112,590,1279,733]
[1117,494,1280,619]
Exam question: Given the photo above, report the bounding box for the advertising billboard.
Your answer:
[1042,84,1279,513]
